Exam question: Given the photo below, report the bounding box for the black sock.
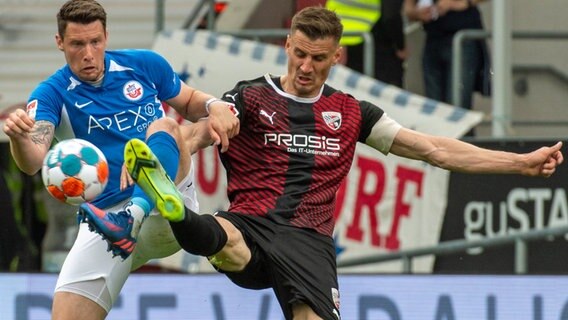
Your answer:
[169,207,228,257]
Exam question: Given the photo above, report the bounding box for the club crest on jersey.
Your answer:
[123,81,144,101]
[322,111,342,131]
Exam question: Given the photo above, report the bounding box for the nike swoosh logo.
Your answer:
[75,101,93,109]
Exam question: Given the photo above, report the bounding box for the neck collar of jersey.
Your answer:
[265,73,323,103]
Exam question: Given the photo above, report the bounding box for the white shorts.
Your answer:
[54,166,199,313]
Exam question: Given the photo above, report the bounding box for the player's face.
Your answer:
[283,30,341,98]
[56,21,107,82]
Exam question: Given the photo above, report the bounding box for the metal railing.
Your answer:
[451,29,568,108]
[155,0,216,33]
[337,225,568,274]
[154,0,377,77]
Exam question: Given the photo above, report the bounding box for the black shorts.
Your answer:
[215,211,341,320]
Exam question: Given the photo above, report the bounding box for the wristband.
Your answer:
[204,97,239,117]
[205,98,222,114]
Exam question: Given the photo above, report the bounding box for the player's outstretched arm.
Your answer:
[166,83,239,153]
[389,128,564,177]
[2,108,54,175]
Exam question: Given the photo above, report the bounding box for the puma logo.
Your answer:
[224,92,239,102]
[260,110,276,125]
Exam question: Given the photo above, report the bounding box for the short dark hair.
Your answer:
[290,6,343,44]
[57,0,107,39]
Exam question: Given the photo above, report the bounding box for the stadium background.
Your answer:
[1,0,567,319]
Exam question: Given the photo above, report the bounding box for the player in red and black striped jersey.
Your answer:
[125,6,563,320]
[218,73,390,238]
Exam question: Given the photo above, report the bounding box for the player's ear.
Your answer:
[285,34,291,50]
[333,46,342,65]
[55,34,64,51]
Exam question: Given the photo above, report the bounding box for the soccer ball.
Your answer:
[42,138,109,206]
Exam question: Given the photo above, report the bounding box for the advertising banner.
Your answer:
[3,273,568,320]
[435,140,568,273]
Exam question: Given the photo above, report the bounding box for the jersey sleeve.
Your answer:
[220,80,254,123]
[220,75,271,124]
[358,100,402,155]
[140,50,182,101]
[28,81,64,127]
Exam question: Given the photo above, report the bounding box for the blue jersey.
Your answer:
[28,49,182,208]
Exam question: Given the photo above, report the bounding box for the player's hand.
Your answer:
[207,100,240,153]
[524,141,564,177]
[396,47,409,61]
[2,108,35,139]
[416,6,436,22]
[120,163,135,191]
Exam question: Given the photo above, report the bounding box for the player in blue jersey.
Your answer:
[2,0,238,319]
[72,5,564,320]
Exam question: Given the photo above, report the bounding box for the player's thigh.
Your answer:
[56,223,132,313]
[271,228,339,319]
[292,303,324,320]
[52,291,107,320]
[131,214,181,270]
[209,216,252,272]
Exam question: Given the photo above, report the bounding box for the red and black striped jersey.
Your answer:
[220,74,385,237]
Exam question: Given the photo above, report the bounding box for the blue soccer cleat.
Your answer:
[78,202,136,259]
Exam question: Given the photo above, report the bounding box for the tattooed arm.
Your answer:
[2,108,54,175]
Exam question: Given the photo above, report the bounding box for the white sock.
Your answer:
[126,203,147,238]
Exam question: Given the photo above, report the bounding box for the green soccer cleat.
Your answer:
[124,138,185,222]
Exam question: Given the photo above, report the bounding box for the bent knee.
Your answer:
[216,217,245,250]
[211,217,251,271]
[147,117,180,137]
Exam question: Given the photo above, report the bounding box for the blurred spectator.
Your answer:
[327,0,407,87]
[355,1,407,87]
[404,0,491,111]
[373,0,407,87]
[0,105,46,271]
[0,143,45,271]
[0,152,23,271]
[326,0,380,48]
